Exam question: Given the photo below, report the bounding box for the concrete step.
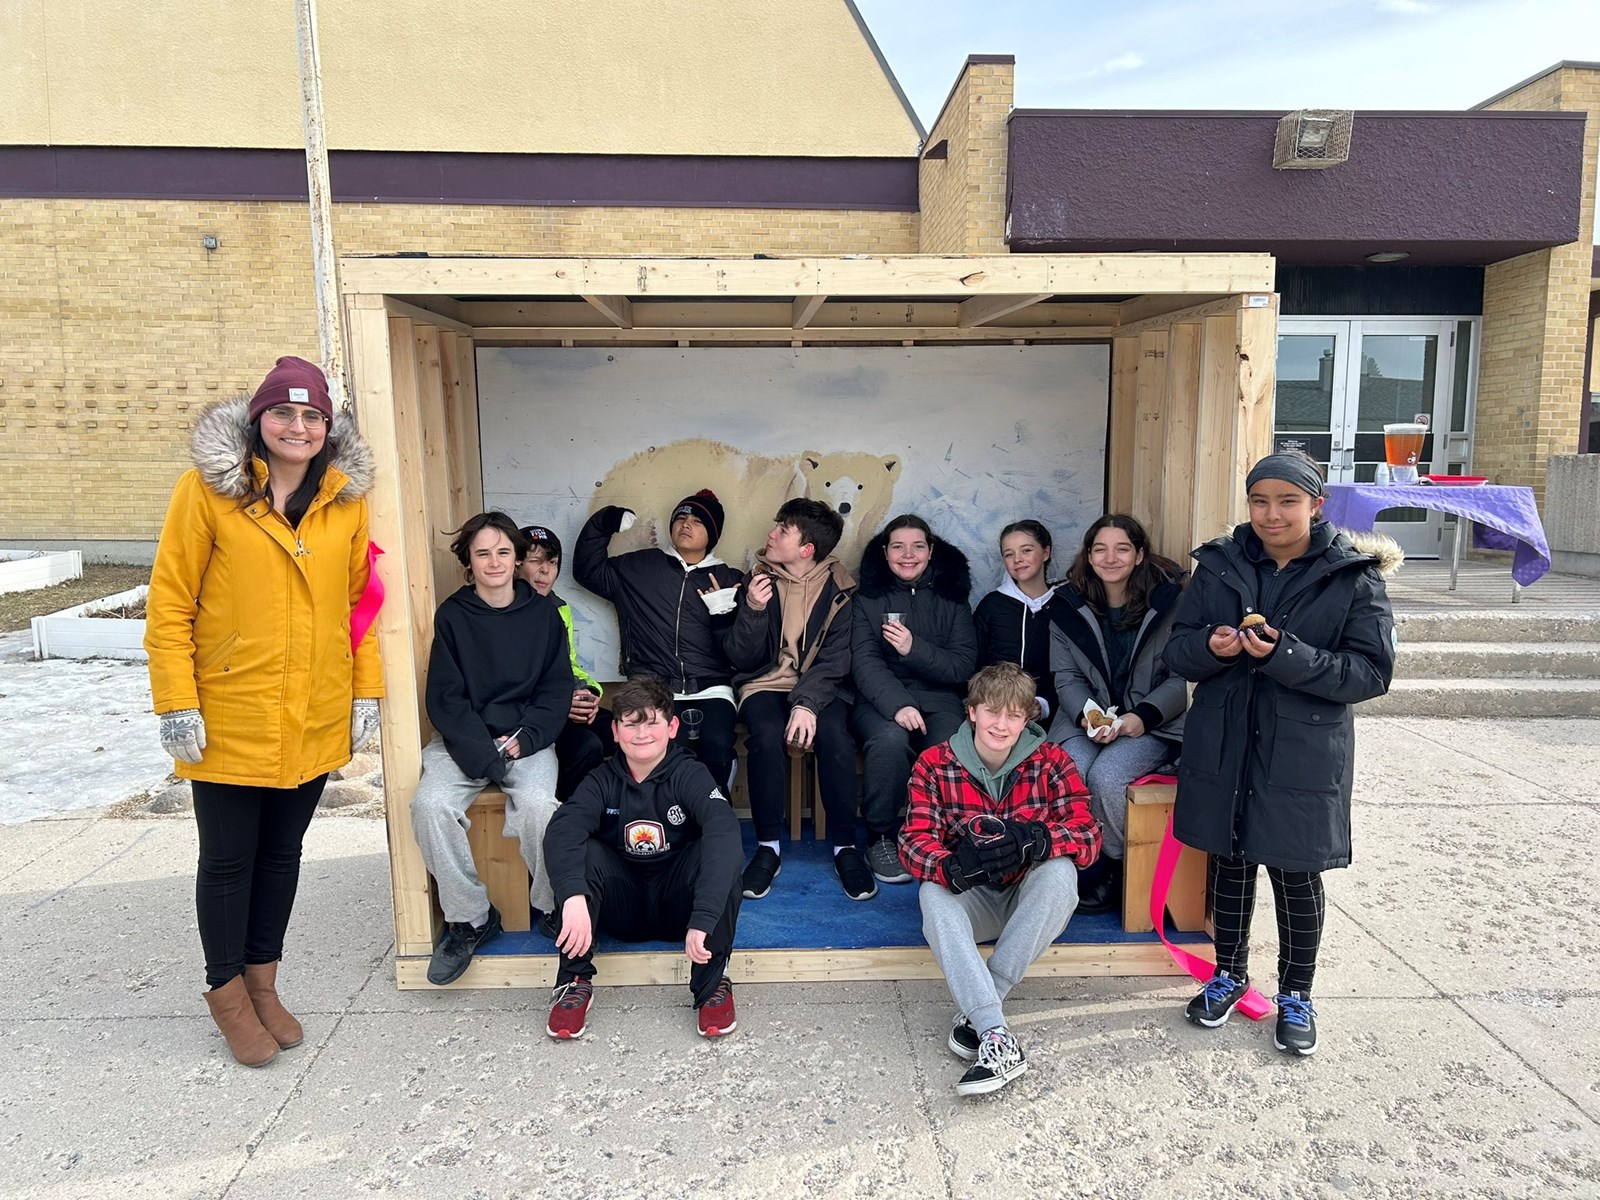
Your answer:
[1393,612,1600,644]
[1364,678,1600,718]
[1395,641,1600,680]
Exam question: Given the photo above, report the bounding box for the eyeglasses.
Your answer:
[263,406,327,428]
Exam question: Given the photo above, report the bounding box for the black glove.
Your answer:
[943,838,991,894]
[970,819,1051,878]
[596,505,635,536]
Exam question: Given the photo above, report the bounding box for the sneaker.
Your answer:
[697,977,737,1038]
[426,905,502,985]
[536,909,558,940]
[546,978,594,1039]
[1273,992,1319,1056]
[834,847,879,901]
[867,836,912,884]
[741,846,782,900]
[947,1015,981,1062]
[1184,971,1249,1028]
[956,1028,1029,1096]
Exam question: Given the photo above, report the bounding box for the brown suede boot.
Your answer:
[243,960,303,1049]
[203,976,278,1067]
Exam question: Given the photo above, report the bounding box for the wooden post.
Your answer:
[1107,337,1139,513]
[1193,313,1242,539]
[1235,296,1279,499]
[411,323,458,594]
[1130,331,1168,529]
[1160,322,1202,561]
[347,296,435,957]
[292,0,349,412]
[438,333,484,526]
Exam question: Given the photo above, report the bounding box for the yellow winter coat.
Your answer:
[145,397,384,787]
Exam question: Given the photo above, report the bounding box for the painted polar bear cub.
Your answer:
[588,438,901,572]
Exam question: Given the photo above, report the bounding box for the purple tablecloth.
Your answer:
[1320,483,1551,586]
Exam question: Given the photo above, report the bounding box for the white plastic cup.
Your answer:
[679,707,703,741]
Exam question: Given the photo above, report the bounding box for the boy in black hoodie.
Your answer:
[412,513,574,986]
[543,675,744,1040]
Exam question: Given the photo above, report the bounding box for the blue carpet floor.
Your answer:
[480,822,1209,957]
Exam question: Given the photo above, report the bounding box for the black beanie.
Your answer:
[518,525,562,562]
[671,490,724,550]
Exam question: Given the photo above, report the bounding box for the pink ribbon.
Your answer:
[351,541,385,653]
[1139,775,1273,1022]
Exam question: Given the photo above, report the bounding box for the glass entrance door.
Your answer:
[1273,318,1476,558]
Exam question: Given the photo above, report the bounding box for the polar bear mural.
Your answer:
[589,438,900,572]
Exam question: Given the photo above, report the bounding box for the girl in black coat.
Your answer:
[1164,451,1398,1056]
[973,519,1064,720]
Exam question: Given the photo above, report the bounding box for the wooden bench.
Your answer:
[465,790,532,931]
[1122,781,1208,934]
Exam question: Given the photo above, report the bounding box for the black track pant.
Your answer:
[741,692,858,847]
[555,838,741,1007]
[192,775,327,988]
[671,698,737,793]
[1208,854,1326,996]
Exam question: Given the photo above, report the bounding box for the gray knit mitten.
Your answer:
[350,698,381,753]
[159,708,206,764]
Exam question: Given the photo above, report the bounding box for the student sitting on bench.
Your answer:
[411,513,574,986]
[899,663,1101,1096]
[542,676,744,1040]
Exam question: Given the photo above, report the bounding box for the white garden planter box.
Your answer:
[32,586,149,661]
[0,548,83,595]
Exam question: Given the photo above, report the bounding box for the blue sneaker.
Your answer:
[1273,992,1318,1056]
[1184,971,1248,1028]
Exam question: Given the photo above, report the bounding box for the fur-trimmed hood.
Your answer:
[1204,520,1405,580]
[855,527,973,603]
[1341,529,1405,577]
[189,395,375,501]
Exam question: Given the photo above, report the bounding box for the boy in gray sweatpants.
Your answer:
[899,663,1101,1096]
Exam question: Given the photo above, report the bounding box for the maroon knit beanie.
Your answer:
[248,356,333,424]
[671,489,725,550]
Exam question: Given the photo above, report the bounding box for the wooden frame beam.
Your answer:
[1116,292,1272,338]
[958,292,1054,328]
[581,294,633,328]
[791,294,827,329]
[470,325,1116,345]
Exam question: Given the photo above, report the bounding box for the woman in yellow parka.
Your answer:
[145,356,383,1067]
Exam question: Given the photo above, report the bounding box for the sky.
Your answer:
[853,0,1597,124]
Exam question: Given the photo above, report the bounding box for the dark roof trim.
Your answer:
[1472,60,1600,109]
[1010,107,1587,121]
[0,145,920,211]
[928,53,1016,139]
[841,0,928,140]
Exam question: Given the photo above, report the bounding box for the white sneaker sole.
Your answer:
[699,1017,737,1038]
[742,859,781,900]
[1274,1037,1318,1056]
[546,992,594,1040]
[947,1028,980,1062]
[956,1060,1029,1097]
[1186,995,1244,1029]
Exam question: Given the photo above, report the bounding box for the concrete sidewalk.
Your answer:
[3,716,1599,1199]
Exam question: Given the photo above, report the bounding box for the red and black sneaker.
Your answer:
[696,977,737,1038]
[546,978,593,1040]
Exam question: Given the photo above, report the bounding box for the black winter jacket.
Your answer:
[723,558,855,714]
[974,580,1064,717]
[851,532,977,719]
[543,747,743,933]
[425,581,574,785]
[1163,522,1399,872]
[574,506,746,693]
[1047,576,1188,744]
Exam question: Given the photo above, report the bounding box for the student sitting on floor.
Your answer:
[899,663,1101,1096]
[412,513,573,986]
[519,524,615,800]
[542,675,744,1040]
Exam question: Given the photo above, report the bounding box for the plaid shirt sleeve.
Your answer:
[898,751,955,884]
[1036,743,1101,869]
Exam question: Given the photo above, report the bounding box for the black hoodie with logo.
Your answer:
[425,579,574,785]
[543,746,743,932]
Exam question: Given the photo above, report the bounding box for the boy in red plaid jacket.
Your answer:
[899,662,1101,1096]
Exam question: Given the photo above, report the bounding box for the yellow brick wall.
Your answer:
[918,60,1012,254]
[1477,66,1599,506]
[0,199,918,542]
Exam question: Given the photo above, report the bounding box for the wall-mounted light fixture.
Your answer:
[201,235,219,251]
[1365,251,1410,264]
[1273,110,1354,169]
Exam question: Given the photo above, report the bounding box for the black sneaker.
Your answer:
[956,1028,1028,1096]
[1185,971,1249,1028]
[1273,992,1318,1056]
[536,909,558,940]
[947,1015,980,1062]
[427,905,502,985]
[1074,856,1122,917]
[834,847,879,901]
[867,836,912,884]
[742,846,782,899]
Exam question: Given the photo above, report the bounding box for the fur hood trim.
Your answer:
[1342,529,1405,577]
[190,395,375,501]
[856,528,972,603]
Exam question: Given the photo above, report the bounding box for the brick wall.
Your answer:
[0,199,918,542]
[918,57,1013,254]
[1477,65,1599,506]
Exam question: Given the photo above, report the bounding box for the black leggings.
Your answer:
[1209,854,1325,996]
[192,776,327,988]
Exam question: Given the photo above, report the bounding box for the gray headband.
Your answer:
[1246,453,1325,499]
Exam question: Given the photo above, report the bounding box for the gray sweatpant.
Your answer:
[919,856,1079,1036]
[410,735,560,925]
[1053,733,1171,859]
